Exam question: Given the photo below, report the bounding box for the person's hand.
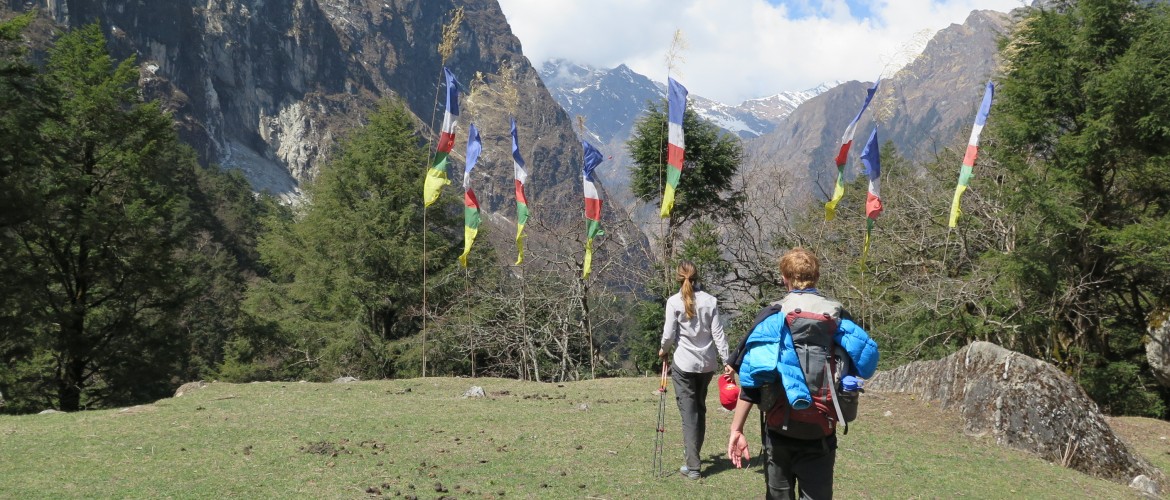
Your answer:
[723,364,733,377]
[658,348,666,360]
[728,429,750,468]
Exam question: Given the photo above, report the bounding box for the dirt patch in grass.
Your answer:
[302,440,339,456]
[522,393,565,400]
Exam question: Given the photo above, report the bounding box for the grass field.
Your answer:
[1,377,1163,498]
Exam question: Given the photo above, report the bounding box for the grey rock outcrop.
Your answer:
[332,376,359,384]
[1145,307,1170,387]
[1131,474,1159,497]
[174,381,208,397]
[869,341,1163,488]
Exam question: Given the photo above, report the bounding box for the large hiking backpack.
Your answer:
[743,292,861,440]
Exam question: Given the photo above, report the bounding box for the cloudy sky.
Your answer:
[496,0,1026,103]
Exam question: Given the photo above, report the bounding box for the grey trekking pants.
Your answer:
[672,368,714,471]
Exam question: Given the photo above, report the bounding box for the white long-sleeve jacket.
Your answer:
[660,290,729,374]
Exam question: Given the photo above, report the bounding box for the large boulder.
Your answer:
[1145,307,1170,387]
[174,381,208,397]
[869,341,1163,488]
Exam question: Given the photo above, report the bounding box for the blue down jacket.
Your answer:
[738,312,879,410]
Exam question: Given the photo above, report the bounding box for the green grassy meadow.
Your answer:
[1,377,1163,498]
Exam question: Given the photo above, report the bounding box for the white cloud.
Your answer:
[497,0,1027,103]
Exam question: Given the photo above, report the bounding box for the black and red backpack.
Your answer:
[732,291,860,440]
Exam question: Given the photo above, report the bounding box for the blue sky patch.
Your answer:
[765,0,875,21]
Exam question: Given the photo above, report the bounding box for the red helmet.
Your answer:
[718,374,739,411]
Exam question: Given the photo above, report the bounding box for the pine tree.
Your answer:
[244,99,464,380]
[988,0,1170,416]
[3,23,205,411]
[0,13,52,414]
[628,102,745,268]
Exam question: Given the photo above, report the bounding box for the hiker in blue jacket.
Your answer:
[727,247,878,499]
[660,261,731,480]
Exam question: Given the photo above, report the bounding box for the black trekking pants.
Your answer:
[671,369,713,472]
[764,431,837,500]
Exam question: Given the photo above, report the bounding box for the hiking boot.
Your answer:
[679,465,700,480]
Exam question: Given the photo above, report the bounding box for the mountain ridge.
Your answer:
[747,9,1014,197]
[537,8,1013,218]
[538,57,830,216]
[540,58,832,141]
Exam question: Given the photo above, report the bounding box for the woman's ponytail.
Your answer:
[676,261,698,320]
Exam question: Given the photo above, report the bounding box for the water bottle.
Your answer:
[840,375,861,422]
[842,375,862,392]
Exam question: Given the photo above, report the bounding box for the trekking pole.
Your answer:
[653,360,669,478]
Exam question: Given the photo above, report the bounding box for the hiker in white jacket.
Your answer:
[659,261,731,480]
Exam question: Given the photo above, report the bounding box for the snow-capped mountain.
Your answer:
[688,94,776,138]
[539,59,831,141]
[538,58,833,231]
[539,60,660,146]
[688,84,837,138]
[737,83,836,124]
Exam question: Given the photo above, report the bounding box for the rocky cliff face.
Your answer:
[11,0,584,219]
[869,341,1164,489]
[747,10,1012,194]
[5,0,651,277]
